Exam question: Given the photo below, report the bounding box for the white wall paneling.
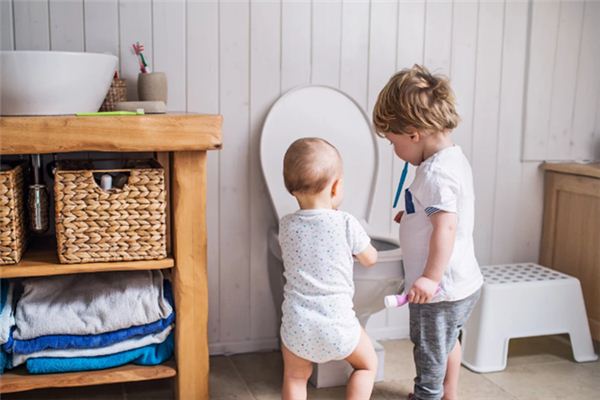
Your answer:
[13,0,50,50]
[153,0,186,111]
[570,1,600,160]
[523,0,600,161]
[7,0,600,354]
[83,0,119,56]
[281,0,311,92]
[249,0,280,343]
[367,0,399,238]
[49,0,84,51]
[119,0,152,101]
[471,0,505,268]
[449,0,478,159]
[218,0,251,350]
[186,0,222,352]
[0,0,14,50]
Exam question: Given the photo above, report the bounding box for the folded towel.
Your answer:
[15,270,172,340]
[0,281,15,345]
[12,324,173,367]
[8,312,174,355]
[26,331,174,374]
[0,349,7,374]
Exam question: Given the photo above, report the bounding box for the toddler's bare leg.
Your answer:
[443,340,461,400]
[282,344,313,400]
[345,328,378,400]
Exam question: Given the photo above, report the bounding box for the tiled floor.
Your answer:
[4,335,599,399]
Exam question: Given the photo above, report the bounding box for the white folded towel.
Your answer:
[14,270,172,340]
[12,324,173,367]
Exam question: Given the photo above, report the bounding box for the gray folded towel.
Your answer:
[14,270,172,340]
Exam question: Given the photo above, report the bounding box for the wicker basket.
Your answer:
[54,160,167,264]
[99,78,127,111]
[0,163,28,265]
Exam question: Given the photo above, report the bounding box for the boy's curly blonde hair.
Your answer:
[373,64,460,137]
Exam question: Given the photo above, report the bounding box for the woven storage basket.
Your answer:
[0,163,28,265]
[54,160,167,264]
[99,78,127,111]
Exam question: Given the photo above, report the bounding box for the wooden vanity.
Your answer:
[541,162,600,342]
[0,113,222,399]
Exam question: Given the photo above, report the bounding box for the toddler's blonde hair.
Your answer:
[373,64,460,137]
[283,138,341,195]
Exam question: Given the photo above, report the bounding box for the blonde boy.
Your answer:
[373,65,483,400]
[279,138,378,400]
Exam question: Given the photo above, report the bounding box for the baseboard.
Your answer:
[209,337,280,356]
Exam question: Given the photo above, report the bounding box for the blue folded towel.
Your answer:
[26,332,174,374]
[12,324,173,367]
[0,349,7,374]
[7,312,175,355]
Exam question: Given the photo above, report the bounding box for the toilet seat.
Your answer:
[260,85,377,223]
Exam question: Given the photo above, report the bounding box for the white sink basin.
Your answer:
[0,51,118,116]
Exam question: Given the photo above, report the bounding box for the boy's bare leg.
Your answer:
[345,328,378,400]
[282,344,313,400]
[443,340,461,400]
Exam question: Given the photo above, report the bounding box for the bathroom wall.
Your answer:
[2,0,599,354]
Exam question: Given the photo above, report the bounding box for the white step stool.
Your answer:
[462,263,598,373]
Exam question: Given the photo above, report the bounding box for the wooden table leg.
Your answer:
[171,151,209,400]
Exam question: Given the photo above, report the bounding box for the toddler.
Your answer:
[373,65,484,400]
[278,137,378,400]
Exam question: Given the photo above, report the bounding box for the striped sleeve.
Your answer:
[424,207,442,216]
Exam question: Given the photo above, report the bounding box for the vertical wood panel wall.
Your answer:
[2,0,599,354]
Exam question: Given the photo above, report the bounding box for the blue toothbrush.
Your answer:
[392,161,409,209]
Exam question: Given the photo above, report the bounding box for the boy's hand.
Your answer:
[408,276,439,304]
[394,211,404,224]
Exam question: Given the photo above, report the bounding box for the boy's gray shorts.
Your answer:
[409,288,482,400]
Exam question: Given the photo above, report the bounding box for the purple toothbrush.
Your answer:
[384,287,442,308]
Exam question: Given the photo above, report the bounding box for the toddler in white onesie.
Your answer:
[278,137,379,400]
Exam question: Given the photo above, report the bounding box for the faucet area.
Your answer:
[1,1,600,400]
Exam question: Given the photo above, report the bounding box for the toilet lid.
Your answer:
[260,85,378,221]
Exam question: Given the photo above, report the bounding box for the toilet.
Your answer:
[260,85,404,387]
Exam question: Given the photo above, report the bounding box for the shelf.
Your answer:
[0,113,223,155]
[0,237,174,279]
[0,361,176,394]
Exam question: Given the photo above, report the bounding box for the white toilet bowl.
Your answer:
[260,85,404,387]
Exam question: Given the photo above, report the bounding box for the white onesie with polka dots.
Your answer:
[278,209,371,363]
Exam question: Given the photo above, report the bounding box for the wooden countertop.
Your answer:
[0,113,222,154]
[542,162,600,179]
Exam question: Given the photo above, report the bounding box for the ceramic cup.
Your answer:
[138,72,168,103]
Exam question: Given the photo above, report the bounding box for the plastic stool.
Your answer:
[462,263,598,373]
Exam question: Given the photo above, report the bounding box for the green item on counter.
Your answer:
[76,109,145,116]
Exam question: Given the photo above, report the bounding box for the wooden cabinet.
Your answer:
[541,163,600,341]
[0,114,222,398]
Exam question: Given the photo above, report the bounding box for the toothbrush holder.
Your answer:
[137,72,168,103]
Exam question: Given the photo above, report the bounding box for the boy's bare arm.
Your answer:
[409,211,457,303]
[423,211,457,282]
[355,244,378,267]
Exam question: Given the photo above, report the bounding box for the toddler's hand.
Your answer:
[408,276,439,304]
[394,211,404,224]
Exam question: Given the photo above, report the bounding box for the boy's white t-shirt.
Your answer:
[399,145,483,302]
[278,209,369,363]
